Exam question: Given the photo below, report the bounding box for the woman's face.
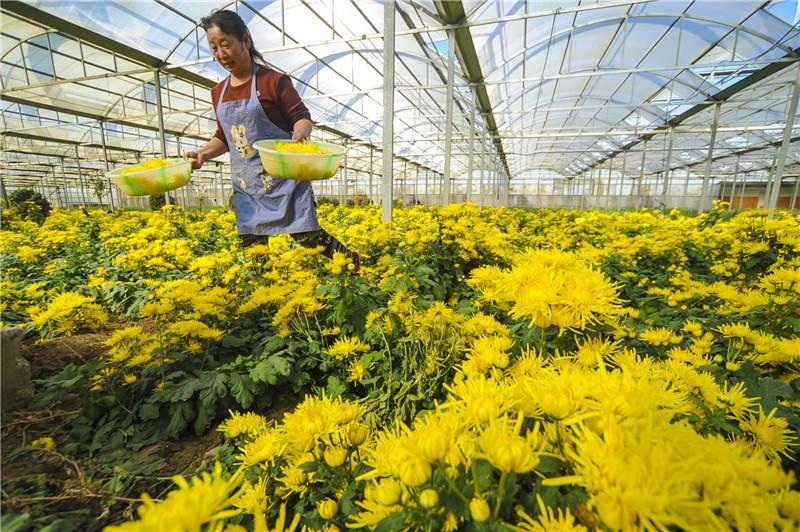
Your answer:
[207,25,251,75]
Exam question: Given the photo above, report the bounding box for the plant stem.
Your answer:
[538,327,547,355]
[493,471,507,519]
[441,465,470,505]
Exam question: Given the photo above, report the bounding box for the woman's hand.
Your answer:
[184,150,206,170]
[291,118,313,142]
[184,138,227,170]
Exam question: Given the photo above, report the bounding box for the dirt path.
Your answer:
[3,326,301,530]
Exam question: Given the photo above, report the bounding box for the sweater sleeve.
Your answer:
[275,74,312,128]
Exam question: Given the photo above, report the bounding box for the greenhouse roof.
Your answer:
[2,0,799,192]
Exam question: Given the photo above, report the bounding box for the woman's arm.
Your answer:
[183,136,228,170]
[291,118,313,142]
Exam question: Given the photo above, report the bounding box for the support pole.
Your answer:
[99,120,115,210]
[0,176,8,208]
[382,0,395,223]
[620,152,627,207]
[442,28,455,207]
[489,162,494,207]
[764,155,778,207]
[683,168,690,198]
[699,102,721,214]
[639,143,646,208]
[467,94,475,203]
[767,66,800,217]
[661,126,674,209]
[51,167,63,207]
[368,147,374,204]
[406,160,411,201]
[728,155,740,211]
[154,69,170,205]
[790,176,799,210]
[218,167,223,207]
[739,173,747,209]
[478,132,486,207]
[343,142,349,204]
[75,145,88,206]
[495,160,501,207]
[502,169,509,207]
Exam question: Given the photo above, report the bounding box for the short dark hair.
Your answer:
[201,9,267,66]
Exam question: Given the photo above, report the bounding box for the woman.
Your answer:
[185,9,359,271]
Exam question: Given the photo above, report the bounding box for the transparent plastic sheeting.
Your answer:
[1,0,799,193]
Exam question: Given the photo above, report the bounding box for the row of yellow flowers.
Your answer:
[4,201,799,530]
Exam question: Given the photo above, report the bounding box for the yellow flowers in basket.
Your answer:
[116,158,173,174]
[273,141,332,154]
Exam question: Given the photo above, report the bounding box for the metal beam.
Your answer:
[467,92,475,202]
[442,28,455,206]
[767,66,800,217]
[3,1,426,180]
[433,0,511,178]
[382,0,395,223]
[699,102,721,214]
[582,46,800,174]
[666,136,800,174]
[2,1,211,88]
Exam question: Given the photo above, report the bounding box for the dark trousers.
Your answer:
[239,229,354,259]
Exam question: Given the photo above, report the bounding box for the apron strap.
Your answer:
[217,65,259,111]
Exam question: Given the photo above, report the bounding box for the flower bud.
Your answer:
[324,446,348,468]
[419,488,439,509]
[317,499,338,520]
[375,478,402,506]
[348,424,369,446]
[470,497,491,522]
[418,431,449,462]
[399,459,431,487]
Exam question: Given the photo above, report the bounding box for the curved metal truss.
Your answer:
[1,0,798,214]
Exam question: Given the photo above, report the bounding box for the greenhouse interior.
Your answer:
[1,0,799,530]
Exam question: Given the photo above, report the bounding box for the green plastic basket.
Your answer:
[252,140,346,181]
[108,158,192,196]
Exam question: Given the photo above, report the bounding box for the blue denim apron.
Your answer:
[217,67,320,235]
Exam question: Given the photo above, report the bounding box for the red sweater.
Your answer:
[212,66,311,147]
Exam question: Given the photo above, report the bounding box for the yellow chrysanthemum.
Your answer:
[326,336,371,361]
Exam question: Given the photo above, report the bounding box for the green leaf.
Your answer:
[375,511,408,532]
[229,373,256,409]
[138,403,160,421]
[194,402,215,434]
[339,482,358,515]
[38,519,77,532]
[259,335,288,355]
[0,513,31,532]
[268,354,292,377]
[290,371,312,393]
[472,459,493,492]
[326,375,347,397]
[199,373,228,409]
[164,377,203,403]
[35,359,102,407]
[535,455,563,475]
[785,316,800,333]
[221,334,247,348]
[249,354,292,385]
[749,378,792,413]
[167,401,195,437]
